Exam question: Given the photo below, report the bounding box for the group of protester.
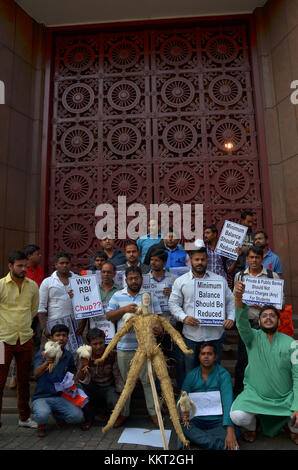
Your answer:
[0,211,297,450]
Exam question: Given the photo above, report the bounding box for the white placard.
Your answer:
[70,275,104,320]
[118,428,172,448]
[115,271,126,288]
[142,273,152,290]
[47,315,83,355]
[149,282,169,313]
[215,220,248,260]
[242,276,284,310]
[194,279,225,326]
[89,302,115,343]
[189,391,223,417]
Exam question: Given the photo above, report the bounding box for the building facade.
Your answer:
[0,0,297,310]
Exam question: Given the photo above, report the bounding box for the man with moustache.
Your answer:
[38,251,77,344]
[100,234,126,267]
[106,266,162,427]
[230,281,298,444]
[77,328,124,430]
[253,230,283,277]
[180,343,239,450]
[0,251,39,429]
[169,245,235,385]
[233,245,281,397]
[117,241,149,273]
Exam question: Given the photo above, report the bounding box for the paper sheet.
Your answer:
[189,391,223,416]
[118,428,172,448]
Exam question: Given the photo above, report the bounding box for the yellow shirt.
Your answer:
[0,273,39,345]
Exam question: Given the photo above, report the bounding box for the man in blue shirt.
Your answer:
[180,342,239,450]
[137,219,162,263]
[253,230,283,276]
[143,228,188,268]
[106,266,162,427]
[32,324,83,437]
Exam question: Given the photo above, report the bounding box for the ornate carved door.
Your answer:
[48,23,263,272]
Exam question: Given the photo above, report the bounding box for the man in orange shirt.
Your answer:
[24,245,45,356]
[24,245,44,288]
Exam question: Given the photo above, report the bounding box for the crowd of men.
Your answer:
[0,210,298,450]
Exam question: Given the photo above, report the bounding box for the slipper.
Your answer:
[290,432,298,445]
[242,430,257,442]
[80,421,93,431]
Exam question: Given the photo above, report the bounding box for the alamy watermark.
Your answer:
[95,196,203,250]
[290,80,298,104]
[0,80,5,104]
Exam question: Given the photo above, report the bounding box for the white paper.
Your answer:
[215,220,248,260]
[70,275,104,320]
[118,427,172,448]
[189,391,223,416]
[194,279,225,326]
[242,276,284,310]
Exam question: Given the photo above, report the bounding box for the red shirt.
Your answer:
[26,265,44,287]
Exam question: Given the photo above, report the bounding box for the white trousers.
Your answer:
[230,409,298,434]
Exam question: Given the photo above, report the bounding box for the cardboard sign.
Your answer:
[89,302,115,343]
[47,315,83,355]
[70,275,104,320]
[215,220,248,260]
[242,276,284,309]
[194,279,225,326]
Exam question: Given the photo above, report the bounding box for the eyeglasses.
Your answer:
[260,312,277,319]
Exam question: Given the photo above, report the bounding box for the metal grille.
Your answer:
[48,24,263,272]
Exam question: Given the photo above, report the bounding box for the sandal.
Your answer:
[80,421,93,431]
[290,432,298,445]
[242,430,257,442]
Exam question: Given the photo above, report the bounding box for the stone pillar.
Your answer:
[254,0,298,310]
[0,0,45,275]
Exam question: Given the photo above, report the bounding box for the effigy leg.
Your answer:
[102,349,146,433]
[152,351,189,448]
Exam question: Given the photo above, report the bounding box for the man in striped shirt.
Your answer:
[106,266,162,428]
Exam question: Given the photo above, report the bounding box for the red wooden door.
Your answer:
[48,23,263,272]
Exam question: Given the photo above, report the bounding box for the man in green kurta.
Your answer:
[230,281,298,444]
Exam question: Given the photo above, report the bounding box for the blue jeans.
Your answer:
[182,417,231,450]
[183,335,224,379]
[32,396,84,425]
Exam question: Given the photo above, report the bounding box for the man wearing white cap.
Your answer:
[168,241,235,385]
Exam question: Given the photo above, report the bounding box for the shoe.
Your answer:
[97,415,108,425]
[52,412,68,429]
[113,415,128,428]
[150,415,160,427]
[242,430,256,442]
[8,377,17,389]
[290,432,298,445]
[80,421,93,431]
[18,418,38,429]
[37,425,47,437]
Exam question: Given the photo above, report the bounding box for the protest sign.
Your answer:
[47,315,83,355]
[242,276,284,309]
[215,220,248,260]
[194,279,225,326]
[70,275,104,320]
[89,301,115,343]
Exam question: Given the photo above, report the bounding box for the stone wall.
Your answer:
[0,0,45,275]
[254,0,298,310]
